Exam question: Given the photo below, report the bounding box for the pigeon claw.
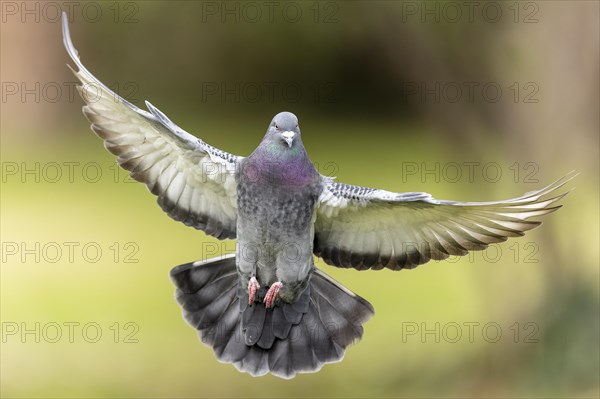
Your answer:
[264,281,283,309]
[248,276,260,305]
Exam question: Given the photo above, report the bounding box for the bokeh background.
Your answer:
[1,1,598,397]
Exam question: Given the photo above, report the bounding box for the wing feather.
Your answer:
[62,13,239,239]
[314,172,576,270]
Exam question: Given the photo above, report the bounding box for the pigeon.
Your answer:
[61,12,575,379]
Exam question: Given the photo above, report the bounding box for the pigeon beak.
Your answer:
[282,131,295,147]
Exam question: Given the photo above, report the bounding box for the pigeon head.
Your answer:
[248,111,316,186]
[266,112,301,148]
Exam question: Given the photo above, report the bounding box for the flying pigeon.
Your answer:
[61,13,575,379]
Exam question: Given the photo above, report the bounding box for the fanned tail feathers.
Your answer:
[170,255,374,378]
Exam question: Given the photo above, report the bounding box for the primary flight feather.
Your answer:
[62,13,574,379]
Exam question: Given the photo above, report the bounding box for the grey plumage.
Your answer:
[171,255,373,378]
[235,114,321,304]
[315,176,573,270]
[62,12,575,379]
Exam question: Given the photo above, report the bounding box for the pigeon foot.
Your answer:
[264,281,283,308]
[248,276,260,305]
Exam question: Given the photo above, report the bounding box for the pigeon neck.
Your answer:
[245,142,317,187]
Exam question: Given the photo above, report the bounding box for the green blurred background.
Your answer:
[1,1,598,397]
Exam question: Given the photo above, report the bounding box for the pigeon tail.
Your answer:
[170,255,374,379]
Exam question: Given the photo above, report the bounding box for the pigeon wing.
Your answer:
[62,13,239,239]
[314,171,576,270]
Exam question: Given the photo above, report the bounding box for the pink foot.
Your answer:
[248,277,260,305]
[264,282,283,308]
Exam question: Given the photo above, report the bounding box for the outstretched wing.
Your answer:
[62,13,239,239]
[314,171,576,270]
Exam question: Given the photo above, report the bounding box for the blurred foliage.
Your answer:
[1,1,598,398]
